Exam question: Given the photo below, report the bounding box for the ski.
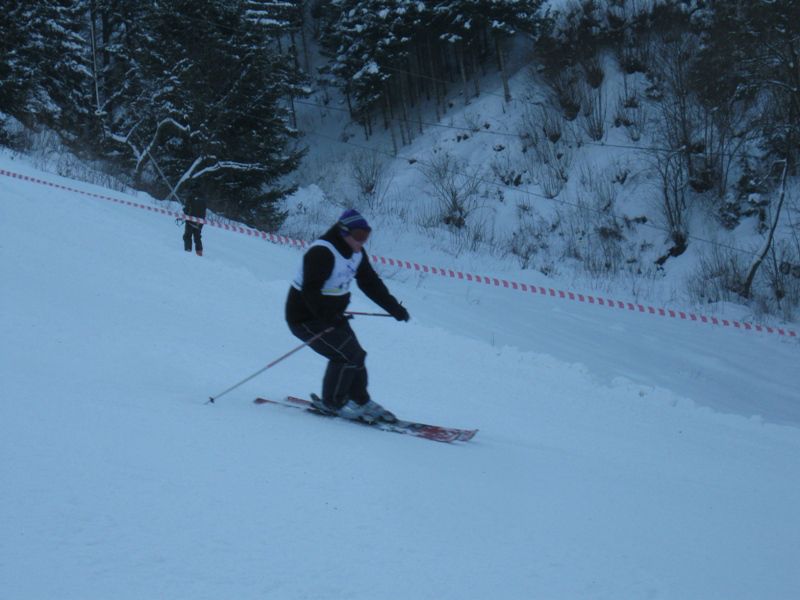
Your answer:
[254,396,477,443]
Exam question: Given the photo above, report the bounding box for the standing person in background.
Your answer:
[183,197,207,256]
[285,208,410,423]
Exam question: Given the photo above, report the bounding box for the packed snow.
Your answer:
[2,153,800,599]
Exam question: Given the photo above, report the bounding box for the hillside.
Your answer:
[2,151,800,599]
[282,29,800,332]
[4,1,799,326]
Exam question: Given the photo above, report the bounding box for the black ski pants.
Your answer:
[288,319,369,409]
[183,222,203,252]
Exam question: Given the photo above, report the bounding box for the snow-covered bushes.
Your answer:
[507,202,553,270]
[348,150,393,211]
[419,150,483,229]
[559,165,629,279]
[686,246,746,307]
[520,103,575,200]
[580,86,606,142]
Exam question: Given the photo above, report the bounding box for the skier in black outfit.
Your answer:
[285,208,410,422]
[183,197,207,255]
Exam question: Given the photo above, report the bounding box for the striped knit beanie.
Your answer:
[337,208,371,237]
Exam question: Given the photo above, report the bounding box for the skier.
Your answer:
[182,197,207,256]
[285,208,410,422]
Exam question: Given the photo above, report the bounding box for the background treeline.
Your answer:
[314,0,542,147]
[1,0,309,227]
[1,0,799,241]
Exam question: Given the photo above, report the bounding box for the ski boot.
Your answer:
[339,399,397,424]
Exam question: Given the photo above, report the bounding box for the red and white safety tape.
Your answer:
[0,168,308,248]
[2,168,796,338]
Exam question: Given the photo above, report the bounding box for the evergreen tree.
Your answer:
[438,0,541,101]
[0,1,93,146]
[245,1,310,69]
[319,1,542,139]
[320,0,391,118]
[697,0,800,168]
[0,1,29,140]
[94,0,307,228]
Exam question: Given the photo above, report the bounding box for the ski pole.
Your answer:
[207,327,333,404]
[344,311,392,317]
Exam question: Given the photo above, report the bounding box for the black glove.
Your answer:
[390,303,410,322]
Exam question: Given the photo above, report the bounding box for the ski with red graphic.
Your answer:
[254,396,477,443]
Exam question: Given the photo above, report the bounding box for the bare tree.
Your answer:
[419,151,482,228]
[349,150,392,210]
[650,147,689,265]
[742,161,789,298]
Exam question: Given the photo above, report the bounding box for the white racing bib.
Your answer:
[292,239,362,296]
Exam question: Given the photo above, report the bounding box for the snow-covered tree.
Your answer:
[0,1,93,145]
[91,0,307,228]
[696,0,800,169]
[245,0,311,72]
[0,1,30,137]
[319,0,542,142]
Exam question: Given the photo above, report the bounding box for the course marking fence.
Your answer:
[2,168,795,338]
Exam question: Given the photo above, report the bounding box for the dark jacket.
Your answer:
[183,198,207,219]
[285,225,403,325]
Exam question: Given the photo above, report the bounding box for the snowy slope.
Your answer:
[2,157,800,600]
